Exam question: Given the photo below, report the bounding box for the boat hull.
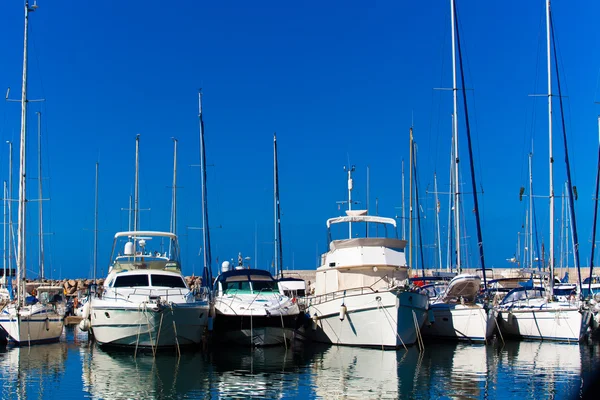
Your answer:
[422,304,496,342]
[0,304,64,345]
[497,302,588,342]
[302,289,428,348]
[90,302,209,348]
[212,314,298,346]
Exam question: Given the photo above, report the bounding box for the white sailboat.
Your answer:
[0,1,65,346]
[302,167,429,348]
[496,0,588,342]
[88,136,209,349]
[422,0,495,342]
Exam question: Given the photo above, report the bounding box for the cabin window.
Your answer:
[151,275,186,288]
[113,275,149,288]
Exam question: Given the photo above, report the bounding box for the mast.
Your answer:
[37,111,44,279]
[434,173,442,271]
[528,152,534,270]
[366,166,370,237]
[446,132,454,272]
[546,0,555,298]
[6,142,12,282]
[274,133,283,278]
[133,134,140,232]
[409,128,414,271]
[549,1,582,294]
[199,90,212,286]
[588,116,600,298]
[412,139,425,277]
[451,0,461,272]
[17,2,37,303]
[170,138,178,234]
[3,182,6,286]
[93,162,99,281]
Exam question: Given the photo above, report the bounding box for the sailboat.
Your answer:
[212,134,300,346]
[88,135,209,349]
[0,2,65,345]
[496,0,589,342]
[421,0,496,342]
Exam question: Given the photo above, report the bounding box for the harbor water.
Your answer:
[0,327,598,399]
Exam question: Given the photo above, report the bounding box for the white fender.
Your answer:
[339,304,347,321]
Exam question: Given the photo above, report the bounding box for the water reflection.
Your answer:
[82,348,211,399]
[0,342,68,399]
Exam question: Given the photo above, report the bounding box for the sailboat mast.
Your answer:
[409,128,414,271]
[588,116,600,297]
[199,90,212,285]
[451,0,461,272]
[528,152,534,270]
[37,111,44,279]
[274,133,283,277]
[6,142,12,280]
[434,173,442,271]
[133,134,140,232]
[94,162,99,281]
[170,138,178,234]
[3,182,6,284]
[546,0,555,297]
[446,132,454,272]
[17,2,36,303]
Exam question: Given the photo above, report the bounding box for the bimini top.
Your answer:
[216,268,275,284]
[114,231,177,240]
[326,215,396,229]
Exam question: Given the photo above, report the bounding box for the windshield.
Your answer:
[501,287,545,305]
[151,274,186,288]
[113,274,149,288]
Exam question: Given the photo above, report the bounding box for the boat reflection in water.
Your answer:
[497,340,582,397]
[310,345,422,398]
[0,342,68,399]
[210,344,307,398]
[81,347,211,399]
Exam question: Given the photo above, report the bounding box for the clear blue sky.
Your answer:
[1,0,599,280]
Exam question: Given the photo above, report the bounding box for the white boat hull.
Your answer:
[90,301,209,348]
[0,304,64,345]
[422,304,496,342]
[497,302,588,342]
[303,289,428,348]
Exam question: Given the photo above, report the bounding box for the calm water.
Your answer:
[0,327,598,399]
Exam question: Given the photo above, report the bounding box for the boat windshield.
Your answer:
[113,275,149,288]
[500,287,545,305]
[221,274,277,294]
[151,275,187,288]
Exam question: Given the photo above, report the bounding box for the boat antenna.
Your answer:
[133,134,140,232]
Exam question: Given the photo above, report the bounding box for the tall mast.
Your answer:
[434,173,442,271]
[3,182,6,285]
[170,138,178,234]
[588,116,600,297]
[366,165,370,237]
[274,133,283,278]
[199,90,212,285]
[528,152,534,269]
[133,134,140,232]
[446,132,454,272]
[546,0,555,297]
[93,162,99,281]
[451,0,461,272]
[409,128,414,271]
[17,2,37,303]
[6,142,12,281]
[37,111,44,279]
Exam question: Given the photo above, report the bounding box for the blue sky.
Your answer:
[0,0,599,280]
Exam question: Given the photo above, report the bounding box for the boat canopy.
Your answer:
[114,231,177,240]
[326,215,396,228]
